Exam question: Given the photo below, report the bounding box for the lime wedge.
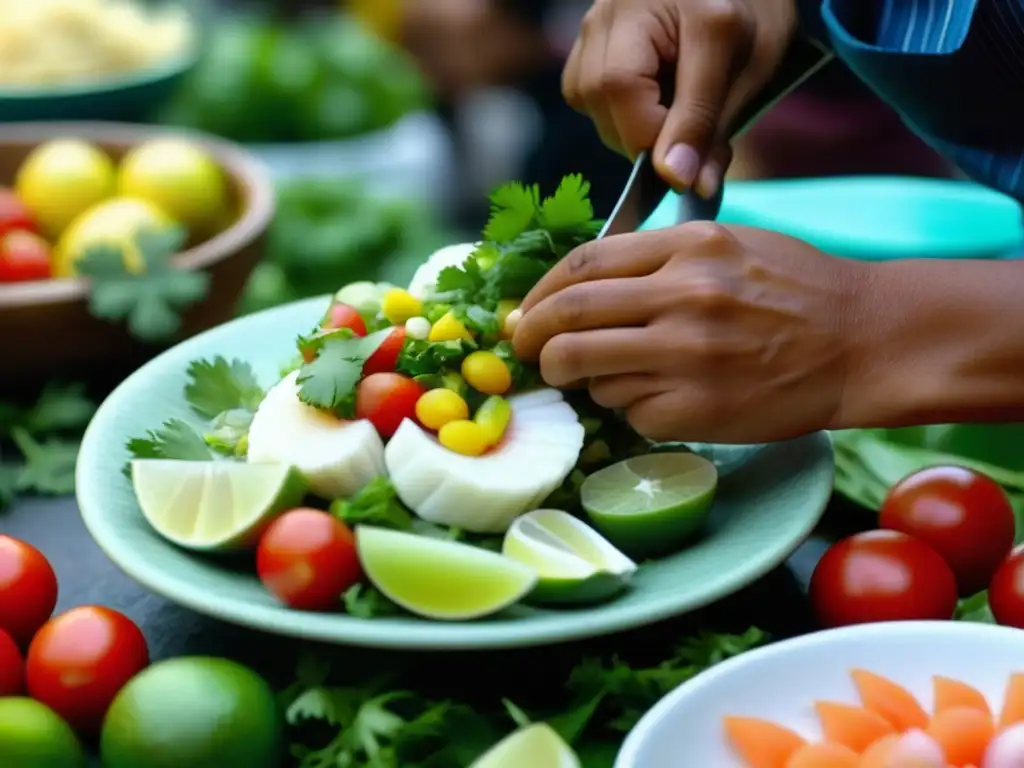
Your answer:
[502,509,636,605]
[131,460,308,551]
[471,724,580,768]
[580,452,717,558]
[356,526,536,620]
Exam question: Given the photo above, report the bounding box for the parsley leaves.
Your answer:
[296,328,392,412]
[77,227,210,343]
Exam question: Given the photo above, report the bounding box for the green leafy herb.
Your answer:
[8,428,79,497]
[125,418,213,472]
[342,584,403,619]
[77,227,210,343]
[0,383,97,436]
[329,477,414,530]
[396,339,475,379]
[184,357,264,419]
[296,328,393,411]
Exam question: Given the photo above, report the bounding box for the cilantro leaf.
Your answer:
[483,182,539,243]
[125,418,213,474]
[538,174,596,232]
[329,477,414,529]
[296,328,392,411]
[396,339,474,378]
[9,428,78,496]
[185,357,264,419]
[342,584,403,619]
[433,258,485,302]
[77,227,210,343]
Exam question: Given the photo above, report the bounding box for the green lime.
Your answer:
[471,724,580,768]
[502,509,636,605]
[100,657,283,768]
[131,459,307,551]
[356,526,537,620]
[0,697,86,768]
[580,452,718,558]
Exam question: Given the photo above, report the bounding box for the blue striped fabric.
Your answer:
[802,0,1024,200]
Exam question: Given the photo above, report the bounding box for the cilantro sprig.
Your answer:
[296,328,393,415]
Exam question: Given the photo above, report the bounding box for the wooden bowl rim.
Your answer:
[0,121,275,309]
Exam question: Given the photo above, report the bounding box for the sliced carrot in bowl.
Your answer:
[723,716,807,768]
[934,676,993,719]
[998,673,1024,728]
[927,706,994,766]
[851,669,930,731]
[815,701,896,753]
[785,741,859,768]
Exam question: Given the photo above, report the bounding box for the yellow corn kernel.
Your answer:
[429,311,472,342]
[474,396,511,446]
[461,350,512,395]
[415,388,470,431]
[381,288,423,325]
[438,420,489,457]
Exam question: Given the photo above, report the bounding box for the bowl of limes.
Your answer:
[0,122,274,393]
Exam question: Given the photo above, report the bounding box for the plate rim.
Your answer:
[76,297,835,650]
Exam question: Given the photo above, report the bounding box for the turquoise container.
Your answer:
[642,176,1024,260]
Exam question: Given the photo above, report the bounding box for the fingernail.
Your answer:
[695,162,722,200]
[664,144,700,188]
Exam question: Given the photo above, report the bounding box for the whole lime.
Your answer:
[0,697,86,768]
[99,657,283,768]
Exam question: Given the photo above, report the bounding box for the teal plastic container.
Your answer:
[642,176,1023,260]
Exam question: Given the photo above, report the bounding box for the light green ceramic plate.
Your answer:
[76,297,834,650]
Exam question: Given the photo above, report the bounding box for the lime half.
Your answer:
[471,724,580,768]
[356,526,537,620]
[580,452,718,558]
[503,509,636,605]
[131,460,308,551]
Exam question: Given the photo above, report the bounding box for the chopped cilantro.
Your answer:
[329,477,414,530]
[203,408,254,457]
[184,357,264,419]
[342,583,403,619]
[76,227,210,343]
[396,339,474,378]
[296,328,393,411]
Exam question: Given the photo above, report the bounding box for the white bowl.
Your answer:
[616,621,1024,767]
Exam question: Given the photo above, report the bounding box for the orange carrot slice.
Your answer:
[815,701,897,753]
[858,734,900,767]
[999,673,1024,728]
[851,669,930,731]
[724,716,807,768]
[926,706,994,767]
[933,677,993,719]
[785,741,859,768]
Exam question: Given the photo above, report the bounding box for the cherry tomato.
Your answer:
[880,465,1015,596]
[0,188,38,237]
[256,509,362,611]
[0,230,51,282]
[809,530,958,628]
[0,628,24,695]
[988,546,1024,628]
[323,303,367,336]
[0,535,59,647]
[26,606,149,734]
[363,327,406,376]
[356,372,424,438]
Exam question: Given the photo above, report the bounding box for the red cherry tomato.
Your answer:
[256,509,362,611]
[0,628,24,695]
[363,327,406,376]
[0,535,59,647]
[0,230,51,282]
[988,546,1024,628]
[880,465,1015,596]
[0,188,38,237]
[356,372,423,438]
[26,606,149,734]
[323,303,367,336]
[809,530,958,628]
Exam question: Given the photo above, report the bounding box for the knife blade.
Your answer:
[598,37,834,239]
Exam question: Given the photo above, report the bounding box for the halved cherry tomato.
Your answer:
[363,327,406,376]
[809,530,958,628]
[256,509,362,611]
[322,303,367,336]
[0,535,59,647]
[0,628,24,695]
[0,188,38,237]
[0,230,51,282]
[880,465,1015,596]
[26,606,149,734]
[988,546,1024,628]
[356,372,423,438]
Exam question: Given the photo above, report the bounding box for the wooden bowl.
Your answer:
[0,122,275,395]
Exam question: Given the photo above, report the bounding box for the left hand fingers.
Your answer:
[512,276,658,362]
[537,328,662,387]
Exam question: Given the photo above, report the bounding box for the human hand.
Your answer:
[562,0,797,198]
[512,223,870,444]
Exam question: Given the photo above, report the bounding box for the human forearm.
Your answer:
[838,258,1024,429]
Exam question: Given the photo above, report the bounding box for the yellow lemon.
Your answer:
[55,197,176,278]
[117,138,229,236]
[15,139,116,239]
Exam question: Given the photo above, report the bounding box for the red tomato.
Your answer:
[363,327,406,376]
[809,530,958,628]
[0,230,51,282]
[0,188,38,237]
[323,303,367,336]
[0,535,58,647]
[880,465,1015,596]
[26,606,149,734]
[988,546,1024,628]
[356,372,423,438]
[0,628,24,695]
[256,509,362,611]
